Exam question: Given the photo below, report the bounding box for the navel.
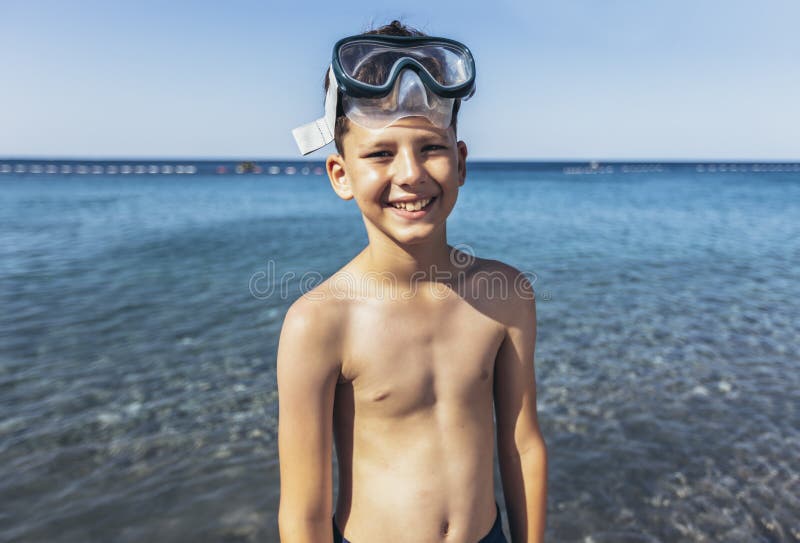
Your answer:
[442,519,450,535]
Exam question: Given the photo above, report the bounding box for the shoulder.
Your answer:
[277,278,350,391]
[468,257,536,302]
[281,274,351,346]
[467,257,536,326]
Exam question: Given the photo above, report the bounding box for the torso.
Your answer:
[328,256,508,542]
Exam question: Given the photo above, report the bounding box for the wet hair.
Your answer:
[323,19,462,156]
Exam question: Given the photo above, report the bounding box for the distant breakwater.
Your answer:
[1,159,798,177]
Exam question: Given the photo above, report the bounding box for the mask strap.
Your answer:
[291,66,339,156]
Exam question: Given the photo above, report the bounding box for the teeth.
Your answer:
[391,197,431,211]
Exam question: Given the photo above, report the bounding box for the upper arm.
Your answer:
[277,295,342,527]
[493,269,546,458]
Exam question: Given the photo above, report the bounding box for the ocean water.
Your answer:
[1,166,799,542]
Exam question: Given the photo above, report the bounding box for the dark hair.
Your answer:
[323,19,462,156]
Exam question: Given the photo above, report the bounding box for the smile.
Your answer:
[387,196,435,211]
[384,196,438,220]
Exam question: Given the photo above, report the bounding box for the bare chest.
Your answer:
[339,294,505,418]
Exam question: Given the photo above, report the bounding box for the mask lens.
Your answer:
[337,40,473,90]
[406,44,472,87]
[338,42,401,87]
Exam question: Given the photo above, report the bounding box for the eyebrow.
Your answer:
[358,141,394,150]
[358,134,449,150]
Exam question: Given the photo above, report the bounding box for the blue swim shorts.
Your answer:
[333,501,508,543]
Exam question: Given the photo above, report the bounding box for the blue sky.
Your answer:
[1,0,798,160]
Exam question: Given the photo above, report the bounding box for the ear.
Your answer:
[456,140,468,187]
[326,153,353,200]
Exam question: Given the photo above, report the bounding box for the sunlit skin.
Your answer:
[277,114,547,543]
[325,116,468,283]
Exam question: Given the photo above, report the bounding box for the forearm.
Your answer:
[500,439,548,543]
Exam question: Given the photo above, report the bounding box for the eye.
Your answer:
[366,150,392,158]
[423,144,447,152]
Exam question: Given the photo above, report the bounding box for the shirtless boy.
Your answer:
[277,20,547,543]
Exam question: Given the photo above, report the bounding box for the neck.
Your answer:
[358,225,456,286]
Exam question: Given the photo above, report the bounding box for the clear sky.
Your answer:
[1,0,798,160]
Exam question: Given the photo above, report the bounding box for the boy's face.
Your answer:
[326,116,468,246]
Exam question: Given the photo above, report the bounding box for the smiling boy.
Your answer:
[277,21,547,543]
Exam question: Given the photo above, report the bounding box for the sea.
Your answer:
[1,160,798,542]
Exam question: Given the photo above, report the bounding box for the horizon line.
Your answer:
[2,156,800,164]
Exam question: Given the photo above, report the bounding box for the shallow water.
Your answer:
[1,167,798,542]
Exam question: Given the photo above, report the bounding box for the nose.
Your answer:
[392,147,426,186]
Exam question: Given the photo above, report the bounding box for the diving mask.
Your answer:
[292,34,476,156]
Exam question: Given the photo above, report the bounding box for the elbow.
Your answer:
[499,437,548,466]
[518,438,548,483]
[521,437,548,460]
[511,434,548,468]
[537,434,548,458]
[278,515,332,543]
[534,434,549,465]
[278,500,334,543]
[519,429,548,456]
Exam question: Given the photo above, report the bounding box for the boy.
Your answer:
[277,20,547,543]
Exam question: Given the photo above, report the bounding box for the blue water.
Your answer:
[1,167,799,542]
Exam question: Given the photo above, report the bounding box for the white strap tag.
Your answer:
[291,66,339,156]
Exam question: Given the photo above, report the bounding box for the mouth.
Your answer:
[384,196,437,212]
